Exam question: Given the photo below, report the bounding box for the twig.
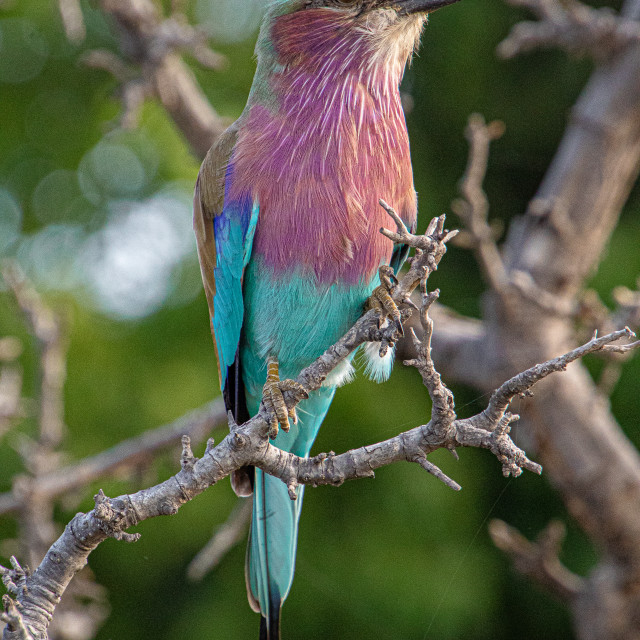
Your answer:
[2,262,66,451]
[451,114,509,292]
[84,0,228,156]
[58,0,86,44]
[481,327,635,424]
[186,499,252,581]
[489,519,584,601]
[498,0,640,61]
[0,399,226,516]
[452,116,580,318]
[575,284,640,394]
[0,365,23,439]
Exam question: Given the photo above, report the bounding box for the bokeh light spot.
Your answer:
[16,224,85,289]
[78,191,195,319]
[79,141,148,202]
[0,18,49,84]
[195,0,264,44]
[0,189,22,255]
[31,169,87,224]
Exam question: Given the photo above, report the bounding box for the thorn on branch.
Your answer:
[181,435,196,470]
[415,455,462,491]
[231,432,246,450]
[227,410,238,433]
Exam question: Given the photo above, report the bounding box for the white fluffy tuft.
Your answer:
[362,340,395,383]
[322,358,356,387]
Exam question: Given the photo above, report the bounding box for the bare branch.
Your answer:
[481,327,636,423]
[2,262,67,451]
[83,0,229,158]
[186,499,252,581]
[4,209,638,637]
[489,519,584,601]
[58,0,86,44]
[451,114,509,292]
[451,116,577,319]
[0,363,23,440]
[5,323,636,636]
[498,0,640,60]
[0,399,226,516]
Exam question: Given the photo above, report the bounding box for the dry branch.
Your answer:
[489,519,584,602]
[0,399,226,517]
[57,0,85,44]
[15,2,640,639]
[75,0,228,156]
[466,1,640,637]
[2,207,638,638]
[451,114,509,291]
[2,263,67,452]
[498,0,640,60]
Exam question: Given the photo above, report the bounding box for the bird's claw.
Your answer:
[262,358,308,439]
[366,265,404,336]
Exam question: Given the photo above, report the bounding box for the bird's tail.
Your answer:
[246,387,335,640]
[248,467,302,639]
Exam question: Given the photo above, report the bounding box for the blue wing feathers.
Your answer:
[211,163,258,390]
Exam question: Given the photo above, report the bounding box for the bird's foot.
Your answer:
[262,357,309,439]
[366,265,404,337]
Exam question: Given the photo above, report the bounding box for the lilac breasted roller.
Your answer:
[194,1,458,637]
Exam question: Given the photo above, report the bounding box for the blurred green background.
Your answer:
[1,0,639,638]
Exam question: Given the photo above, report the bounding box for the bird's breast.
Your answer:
[229,68,417,285]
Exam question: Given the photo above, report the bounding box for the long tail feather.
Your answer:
[248,468,301,638]
[246,387,335,638]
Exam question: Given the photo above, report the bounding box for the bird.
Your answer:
[193,1,458,637]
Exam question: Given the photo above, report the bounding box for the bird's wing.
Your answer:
[193,121,258,394]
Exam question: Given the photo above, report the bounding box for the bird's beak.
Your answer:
[393,0,461,14]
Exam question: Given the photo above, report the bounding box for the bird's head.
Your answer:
[255,0,461,74]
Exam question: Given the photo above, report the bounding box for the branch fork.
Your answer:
[2,204,639,639]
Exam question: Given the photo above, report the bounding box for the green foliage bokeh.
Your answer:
[0,1,638,639]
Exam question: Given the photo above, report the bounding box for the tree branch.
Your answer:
[489,519,584,602]
[83,0,229,156]
[3,204,638,638]
[0,399,226,517]
[498,0,640,61]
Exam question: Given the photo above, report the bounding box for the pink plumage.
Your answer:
[228,8,422,284]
